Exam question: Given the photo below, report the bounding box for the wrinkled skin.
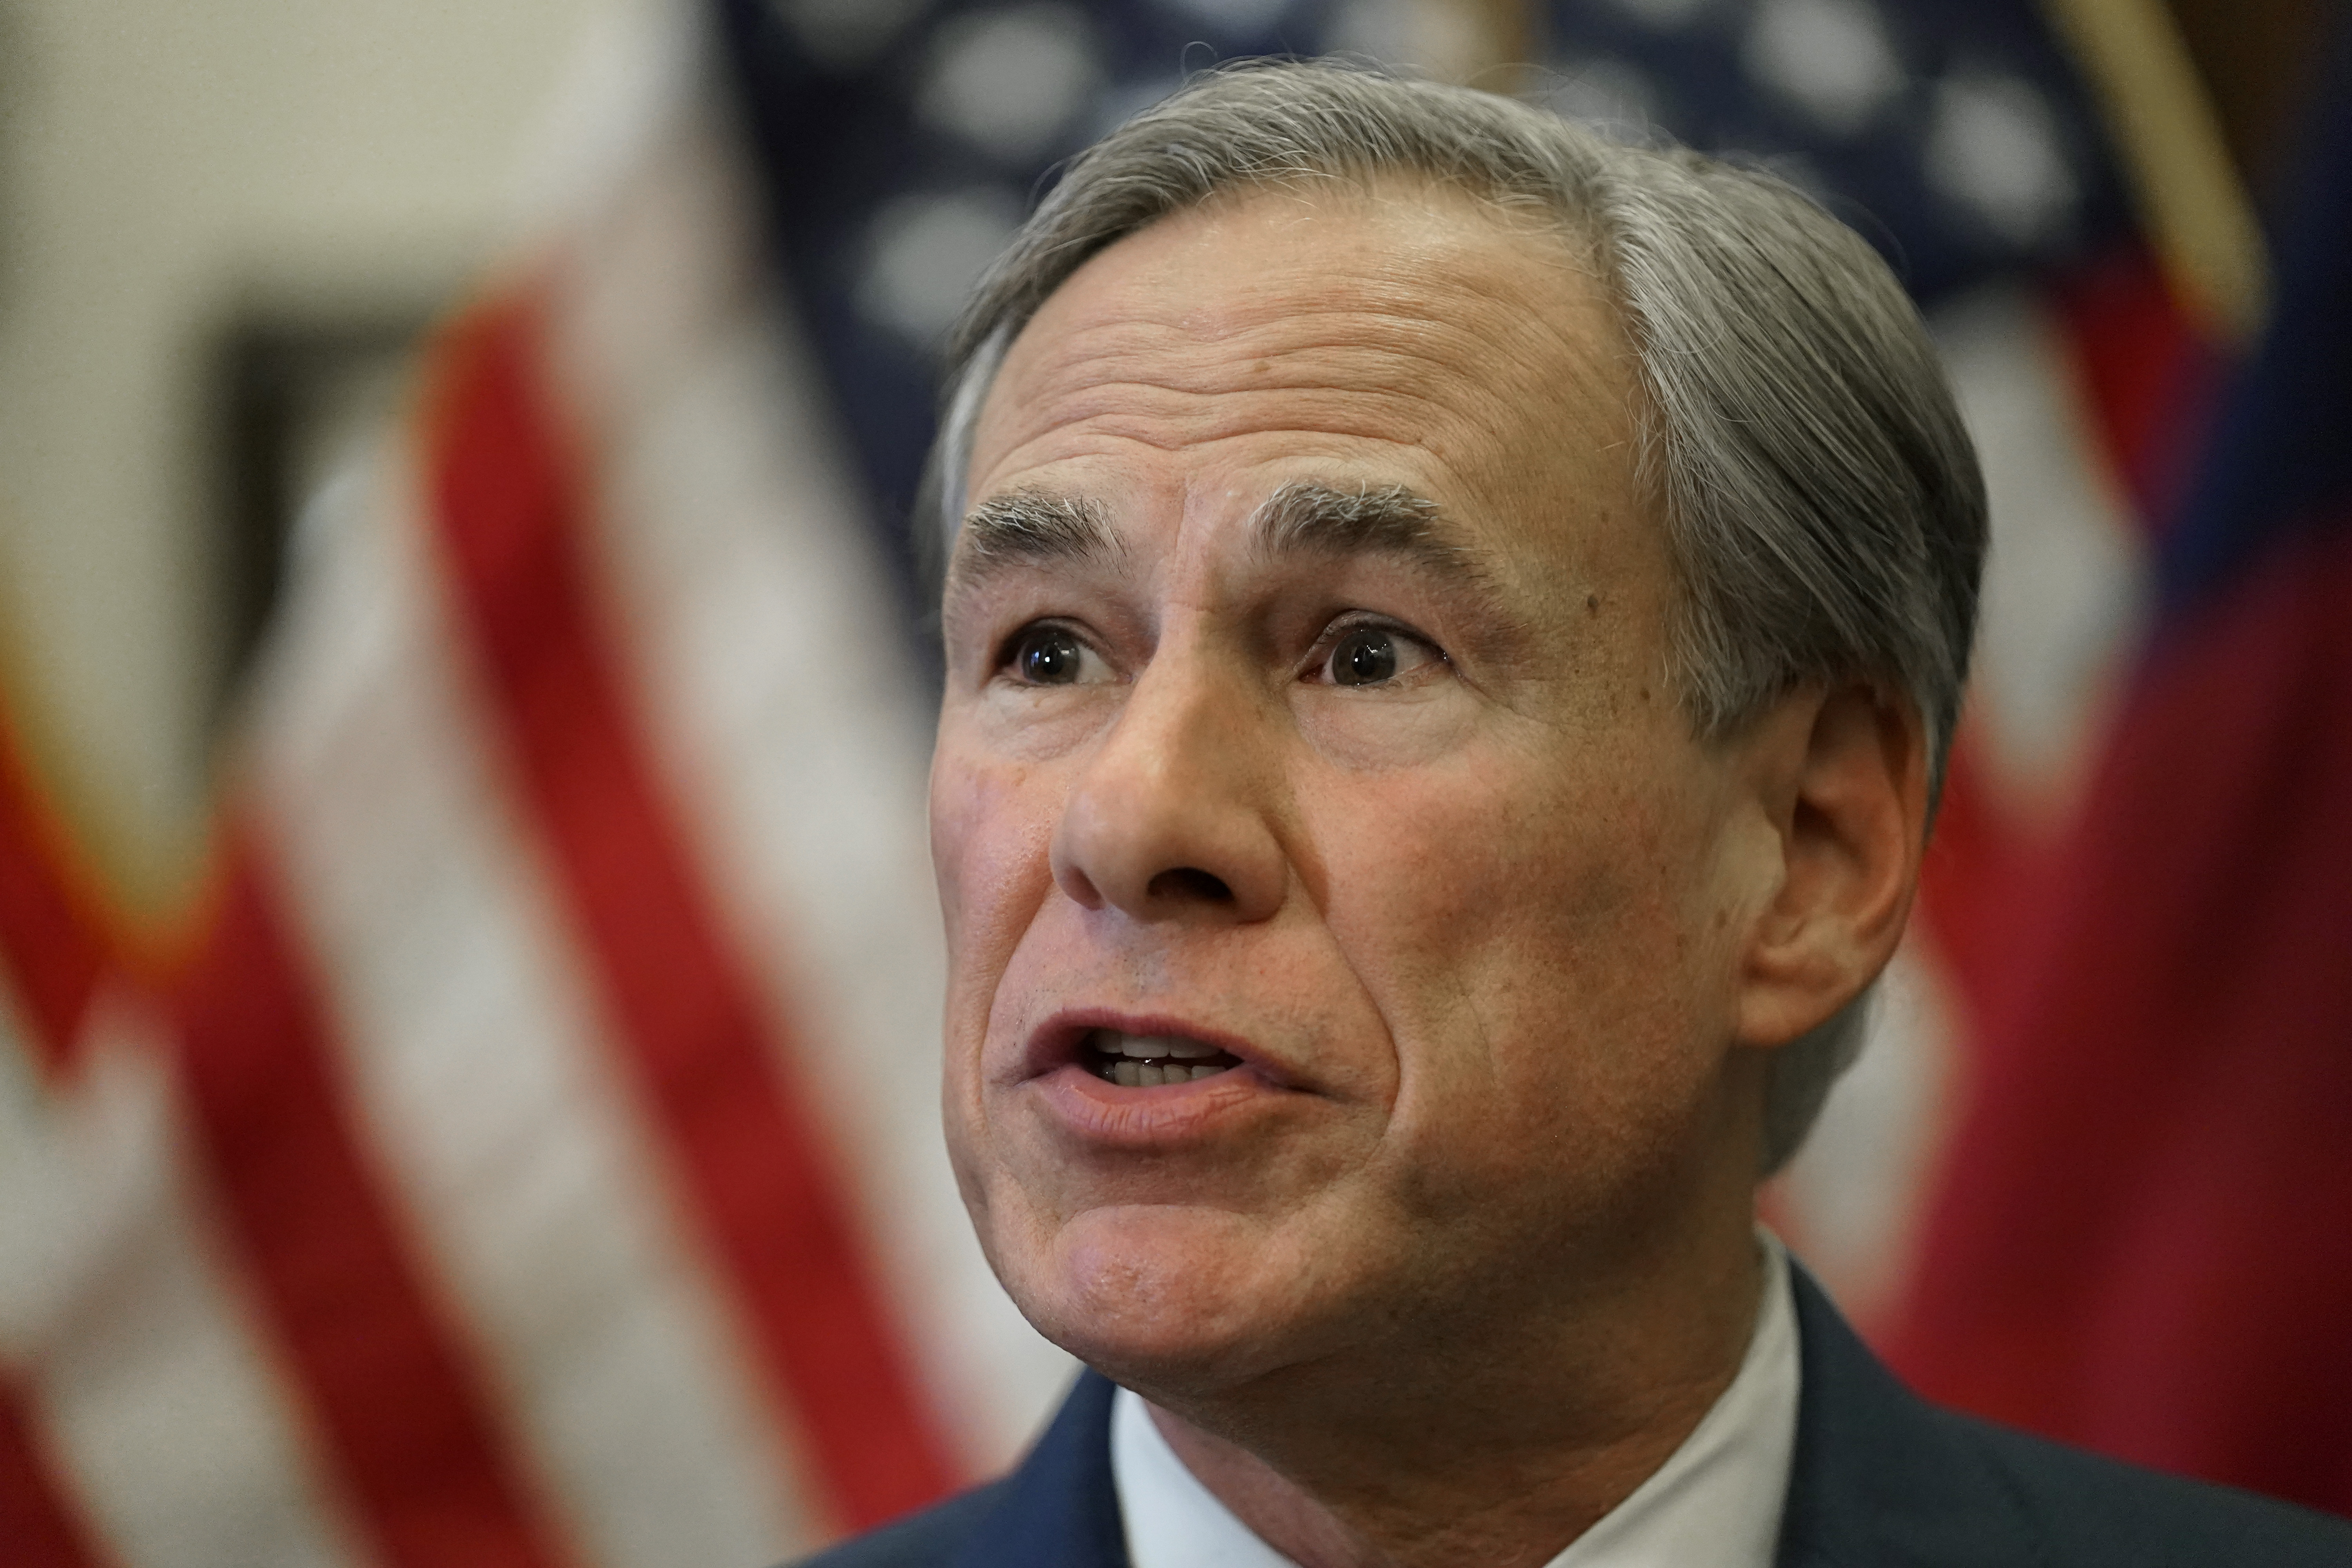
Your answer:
[929,181,1925,1568]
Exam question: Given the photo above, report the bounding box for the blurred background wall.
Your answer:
[0,0,657,908]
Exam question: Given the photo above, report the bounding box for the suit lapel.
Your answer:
[1775,1267,2044,1568]
[950,1372,1131,1568]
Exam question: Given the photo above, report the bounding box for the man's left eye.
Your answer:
[1319,624,1442,687]
[1004,623,1109,686]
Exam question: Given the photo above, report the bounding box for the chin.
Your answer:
[998,1203,1318,1399]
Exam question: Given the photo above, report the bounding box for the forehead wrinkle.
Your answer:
[985,348,1541,475]
[1004,204,1616,396]
[1019,309,1557,407]
[984,287,1624,484]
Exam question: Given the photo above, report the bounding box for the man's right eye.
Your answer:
[1005,624,1102,686]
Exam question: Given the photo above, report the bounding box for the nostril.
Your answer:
[1059,866,1105,909]
[1146,867,1233,904]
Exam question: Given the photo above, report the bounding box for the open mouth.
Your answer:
[1082,1028,1243,1087]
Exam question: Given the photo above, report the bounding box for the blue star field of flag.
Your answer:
[712,0,2132,630]
[1537,0,2131,301]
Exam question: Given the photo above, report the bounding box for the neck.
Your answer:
[1143,1217,1768,1568]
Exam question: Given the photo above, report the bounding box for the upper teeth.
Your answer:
[1102,1032,1222,1060]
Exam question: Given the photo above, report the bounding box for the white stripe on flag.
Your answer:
[537,85,1076,1476]
[1938,282,2146,810]
[0,1003,366,1568]
[248,448,813,1568]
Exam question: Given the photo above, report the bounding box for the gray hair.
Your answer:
[920,60,1985,1174]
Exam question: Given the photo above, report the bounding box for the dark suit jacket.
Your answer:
[796,1269,2352,1566]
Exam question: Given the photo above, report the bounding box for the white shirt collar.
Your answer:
[1111,1234,1800,1568]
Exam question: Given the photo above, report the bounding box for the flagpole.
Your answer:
[1419,0,1543,93]
[2040,0,2270,343]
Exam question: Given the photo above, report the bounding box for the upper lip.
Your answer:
[1020,1007,1290,1087]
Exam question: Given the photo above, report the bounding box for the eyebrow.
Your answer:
[948,489,1122,587]
[1248,481,1487,588]
[951,481,1486,579]
[1251,483,1527,661]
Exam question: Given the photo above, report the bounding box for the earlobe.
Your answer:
[1735,682,1929,1049]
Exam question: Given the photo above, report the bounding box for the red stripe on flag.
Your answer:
[1911,733,2031,1032]
[421,290,956,1533]
[0,715,134,1563]
[0,1373,110,1568]
[0,708,116,1072]
[2050,246,2221,534]
[166,821,577,1568]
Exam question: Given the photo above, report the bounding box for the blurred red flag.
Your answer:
[1885,21,2352,1519]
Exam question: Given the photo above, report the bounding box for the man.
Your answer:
[806,61,2352,1568]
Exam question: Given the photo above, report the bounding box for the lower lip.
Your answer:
[1029,1060,1285,1146]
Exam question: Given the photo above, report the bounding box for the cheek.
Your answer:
[1316,748,1735,1181]
[932,747,1062,1223]
[1321,749,1681,975]
[931,746,1060,975]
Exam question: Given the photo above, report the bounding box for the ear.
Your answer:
[1734,682,1931,1049]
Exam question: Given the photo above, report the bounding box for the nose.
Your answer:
[1049,652,1289,924]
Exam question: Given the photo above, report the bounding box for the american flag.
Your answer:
[9,0,2316,1564]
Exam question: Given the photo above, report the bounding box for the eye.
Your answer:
[1004,623,1107,686]
[1319,622,1442,687]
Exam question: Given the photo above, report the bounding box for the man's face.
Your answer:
[931,183,1776,1396]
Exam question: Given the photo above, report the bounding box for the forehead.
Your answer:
[965,180,1650,541]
